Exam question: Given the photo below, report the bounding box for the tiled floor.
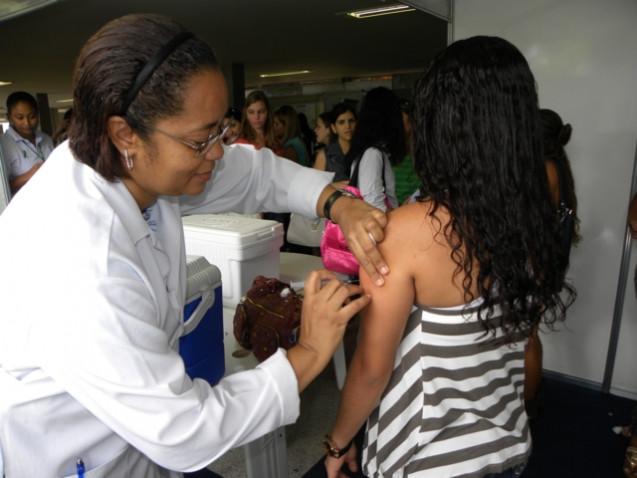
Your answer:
[210,366,342,477]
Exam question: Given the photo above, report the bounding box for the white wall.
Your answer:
[454,0,637,394]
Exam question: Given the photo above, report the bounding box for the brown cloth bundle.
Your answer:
[233,276,302,362]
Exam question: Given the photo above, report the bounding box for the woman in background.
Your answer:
[313,103,356,183]
[0,91,54,193]
[524,108,581,416]
[392,98,420,204]
[53,108,74,146]
[346,87,405,211]
[298,111,315,158]
[273,105,310,166]
[237,90,280,153]
[324,36,574,478]
[541,107,580,253]
[313,111,333,153]
[222,106,242,145]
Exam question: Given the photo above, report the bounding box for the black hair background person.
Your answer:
[0,90,54,193]
[541,107,581,245]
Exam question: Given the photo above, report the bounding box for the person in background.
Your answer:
[298,111,315,158]
[0,91,54,194]
[273,105,310,166]
[541,108,580,250]
[0,14,390,477]
[270,104,311,249]
[222,106,242,145]
[524,108,581,417]
[346,87,405,211]
[237,90,281,153]
[392,98,420,204]
[313,103,357,183]
[52,107,74,146]
[314,111,333,153]
[323,35,574,478]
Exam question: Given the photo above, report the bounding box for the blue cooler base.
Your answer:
[180,286,225,385]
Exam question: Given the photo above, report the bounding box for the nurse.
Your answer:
[0,14,388,477]
[0,90,54,194]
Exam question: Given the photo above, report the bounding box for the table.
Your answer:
[218,252,349,478]
[222,307,288,478]
[279,252,348,390]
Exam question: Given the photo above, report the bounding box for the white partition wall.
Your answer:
[453,0,637,396]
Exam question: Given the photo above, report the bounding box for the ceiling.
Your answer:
[0,0,447,118]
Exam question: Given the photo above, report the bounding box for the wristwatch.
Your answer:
[323,189,356,222]
[323,434,352,458]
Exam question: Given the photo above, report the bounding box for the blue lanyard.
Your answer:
[20,139,45,162]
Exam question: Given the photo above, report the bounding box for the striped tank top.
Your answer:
[363,300,530,477]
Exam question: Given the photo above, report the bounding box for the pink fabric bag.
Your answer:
[320,185,363,276]
[321,152,393,276]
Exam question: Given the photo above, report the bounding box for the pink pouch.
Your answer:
[320,186,362,276]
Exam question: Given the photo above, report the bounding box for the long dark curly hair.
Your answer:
[413,36,575,338]
[346,87,406,172]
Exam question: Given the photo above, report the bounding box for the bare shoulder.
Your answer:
[379,201,440,261]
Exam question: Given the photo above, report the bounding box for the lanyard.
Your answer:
[20,139,45,162]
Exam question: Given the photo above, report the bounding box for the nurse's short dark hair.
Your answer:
[6,91,38,114]
[68,14,218,180]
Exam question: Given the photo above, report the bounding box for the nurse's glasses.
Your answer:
[154,124,230,157]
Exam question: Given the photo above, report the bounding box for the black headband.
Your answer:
[121,31,194,115]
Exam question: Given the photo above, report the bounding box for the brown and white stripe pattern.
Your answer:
[362,300,530,477]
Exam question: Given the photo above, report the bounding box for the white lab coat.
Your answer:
[0,142,333,477]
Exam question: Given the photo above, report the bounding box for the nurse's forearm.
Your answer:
[286,344,323,392]
[10,163,41,194]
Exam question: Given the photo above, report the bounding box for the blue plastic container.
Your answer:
[179,256,225,385]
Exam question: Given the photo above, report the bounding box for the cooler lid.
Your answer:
[182,214,283,246]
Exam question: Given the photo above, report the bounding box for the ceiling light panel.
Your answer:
[0,0,60,23]
[347,4,415,19]
[259,70,311,78]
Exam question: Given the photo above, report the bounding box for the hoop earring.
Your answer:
[124,149,133,171]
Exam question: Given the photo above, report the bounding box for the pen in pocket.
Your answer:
[76,458,85,478]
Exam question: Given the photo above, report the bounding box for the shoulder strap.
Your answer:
[349,148,387,189]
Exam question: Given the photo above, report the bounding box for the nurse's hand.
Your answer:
[287,270,370,392]
[330,195,389,286]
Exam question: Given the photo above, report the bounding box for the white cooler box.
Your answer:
[182,214,284,308]
[179,256,224,385]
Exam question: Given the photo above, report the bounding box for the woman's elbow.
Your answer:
[351,357,392,388]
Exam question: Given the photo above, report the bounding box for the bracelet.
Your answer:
[323,434,352,458]
[323,189,356,222]
[323,190,344,222]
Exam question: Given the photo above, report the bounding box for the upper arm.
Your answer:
[357,149,387,210]
[545,160,560,207]
[179,145,333,218]
[10,163,40,193]
[313,149,326,171]
[355,212,416,378]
